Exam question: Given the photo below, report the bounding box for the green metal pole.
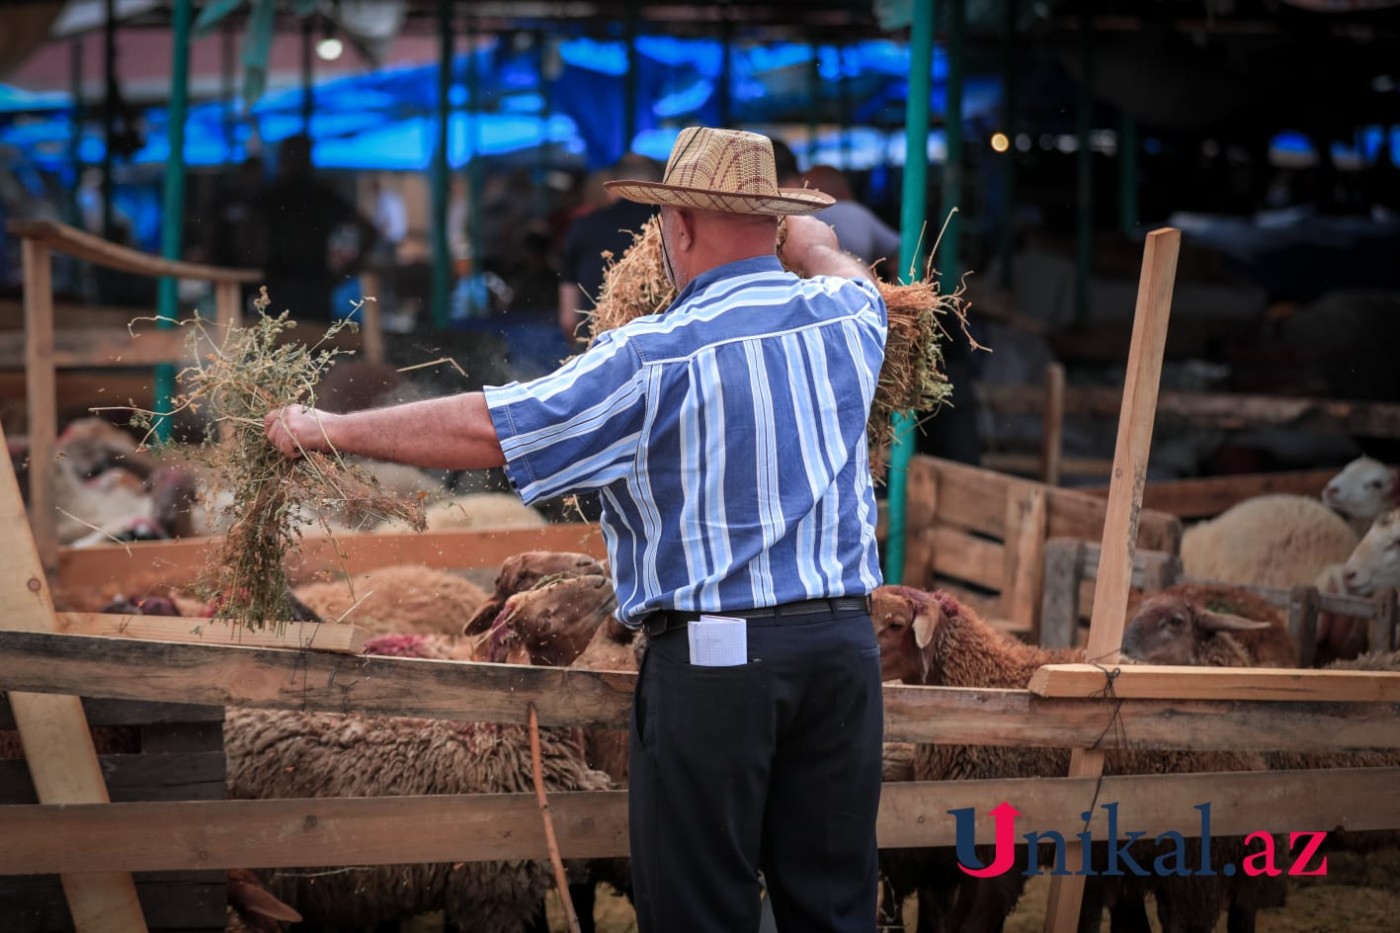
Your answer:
[1074,9,1093,324]
[431,0,452,330]
[1119,110,1138,235]
[154,0,193,441]
[884,0,935,585]
[941,0,965,284]
[997,0,1018,288]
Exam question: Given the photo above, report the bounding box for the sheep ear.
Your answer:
[912,607,938,648]
[1197,609,1272,633]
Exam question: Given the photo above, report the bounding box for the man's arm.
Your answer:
[780,215,876,284]
[264,394,505,470]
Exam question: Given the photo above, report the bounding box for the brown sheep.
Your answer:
[474,573,619,667]
[1121,584,1299,668]
[292,564,488,636]
[464,550,608,635]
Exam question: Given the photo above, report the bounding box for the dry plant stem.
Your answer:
[528,703,581,933]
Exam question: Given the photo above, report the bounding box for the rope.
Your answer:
[1076,654,1127,834]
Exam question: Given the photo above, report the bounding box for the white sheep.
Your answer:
[292,565,489,636]
[1181,494,1359,589]
[1323,456,1399,534]
[421,493,547,531]
[1341,507,1400,597]
[52,459,155,544]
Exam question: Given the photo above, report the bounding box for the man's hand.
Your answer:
[780,216,874,283]
[264,404,337,459]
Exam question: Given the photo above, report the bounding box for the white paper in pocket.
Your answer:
[688,614,748,667]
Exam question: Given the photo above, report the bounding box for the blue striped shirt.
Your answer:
[483,255,887,626]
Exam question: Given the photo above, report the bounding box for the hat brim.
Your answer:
[604,179,834,216]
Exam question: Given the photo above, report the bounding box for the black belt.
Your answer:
[641,596,872,638]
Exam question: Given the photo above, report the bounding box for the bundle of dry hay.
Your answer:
[131,290,425,629]
[587,215,971,478]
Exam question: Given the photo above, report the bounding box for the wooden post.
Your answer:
[22,238,59,574]
[1040,538,1086,649]
[1004,485,1048,641]
[1041,361,1066,487]
[0,419,148,931]
[1289,585,1320,668]
[358,270,385,365]
[1371,588,1398,655]
[214,279,243,335]
[1043,228,1178,933]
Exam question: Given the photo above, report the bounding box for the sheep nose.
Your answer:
[1343,568,1358,585]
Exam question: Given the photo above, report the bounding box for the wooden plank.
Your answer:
[982,383,1400,441]
[1003,485,1048,638]
[1041,362,1066,486]
[0,753,226,805]
[55,612,368,654]
[56,524,609,591]
[1030,664,1400,702]
[0,415,148,932]
[1039,539,1085,649]
[901,457,939,586]
[0,329,189,370]
[4,630,1399,753]
[213,281,242,334]
[1371,588,1398,655]
[7,219,260,285]
[0,699,224,729]
[980,453,1114,479]
[2,768,1398,874]
[0,372,156,424]
[357,271,385,365]
[1047,227,1179,933]
[1081,469,1336,519]
[928,526,1003,591]
[1289,585,1320,668]
[917,456,1010,536]
[22,240,58,574]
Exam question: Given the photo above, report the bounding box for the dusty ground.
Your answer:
[543,853,1400,932]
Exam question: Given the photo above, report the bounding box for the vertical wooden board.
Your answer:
[21,240,57,573]
[0,416,148,932]
[358,271,386,365]
[902,460,939,586]
[1039,539,1085,649]
[1371,589,1397,654]
[1289,586,1320,669]
[1003,485,1048,638]
[1041,362,1066,487]
[213,280,242,334]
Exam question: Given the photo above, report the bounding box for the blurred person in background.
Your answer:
[803,164,901,276]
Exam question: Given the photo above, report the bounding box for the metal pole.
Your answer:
[1119,110,1138,235]
[102,0,116,238]
[222,20,237,162]
[941,0,965,284]
[69,37,84,225]
[431,0,453,330]
[624,1,639,149]
[300,17,314,135]
[807,36,821,156]
[839,42,852,170]
[997,0,1018,288]
[719,12,733,129]
[467,19,484,299]
[1074,9,1094,324]
[884,0,935,585]
[154,0,193,441]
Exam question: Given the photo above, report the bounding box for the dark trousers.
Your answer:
[628,607,884,933]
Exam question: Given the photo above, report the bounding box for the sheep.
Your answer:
[1180,494,1359,590]
[55,416,156,480]
[1323,455,1399,534]
[1341,507,1400,596]
[474,573,620,668]
[224,635,614,933]
[464,550,607,636]
[1121,584,1298,668]
[422,492,547,532]
[52,458,154,545]
[226,868,302,933]
[292,564,488,636]
[873,585,1272,933]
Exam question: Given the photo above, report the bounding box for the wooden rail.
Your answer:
[6,220,261,286]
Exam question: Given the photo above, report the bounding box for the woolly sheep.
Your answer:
[421,493,547,532]
[53,459,154,544]
[464,550,607,635]
[225,636,613,932]
[1323,455,1399,534]
[1121,584,1298,668]
[1180,494,1359,590]
[1341,508,1400,596]
[475,573,619,668]
[292,564,488,635]
[872,585,1272,933]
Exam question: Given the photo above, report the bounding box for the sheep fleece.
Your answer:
[1181,494,1358,589]
[226,708,612,931]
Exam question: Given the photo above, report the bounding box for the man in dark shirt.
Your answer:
[557,153,662,343]
[259,134,376,322]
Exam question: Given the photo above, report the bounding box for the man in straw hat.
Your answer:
[265,126,888,932]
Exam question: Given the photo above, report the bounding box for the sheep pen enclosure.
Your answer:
[4,221,1400,933]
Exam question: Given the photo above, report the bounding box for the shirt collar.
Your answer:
[670,255,785,308]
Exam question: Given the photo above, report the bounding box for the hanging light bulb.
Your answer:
[316,18,344,62]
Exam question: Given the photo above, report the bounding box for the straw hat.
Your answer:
[605,127,834,216]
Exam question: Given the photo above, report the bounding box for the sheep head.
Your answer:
[1342,508,1400,595]
[1122,593,1273,665]
[1323,456,1399,522]
[870,585,948,684]
[228,868,302,931]
[478,573,618,667]
[463,550,607,635]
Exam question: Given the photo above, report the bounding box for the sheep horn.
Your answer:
[1196,609,1273,633]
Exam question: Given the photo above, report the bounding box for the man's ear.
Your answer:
[674,209,695,251]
